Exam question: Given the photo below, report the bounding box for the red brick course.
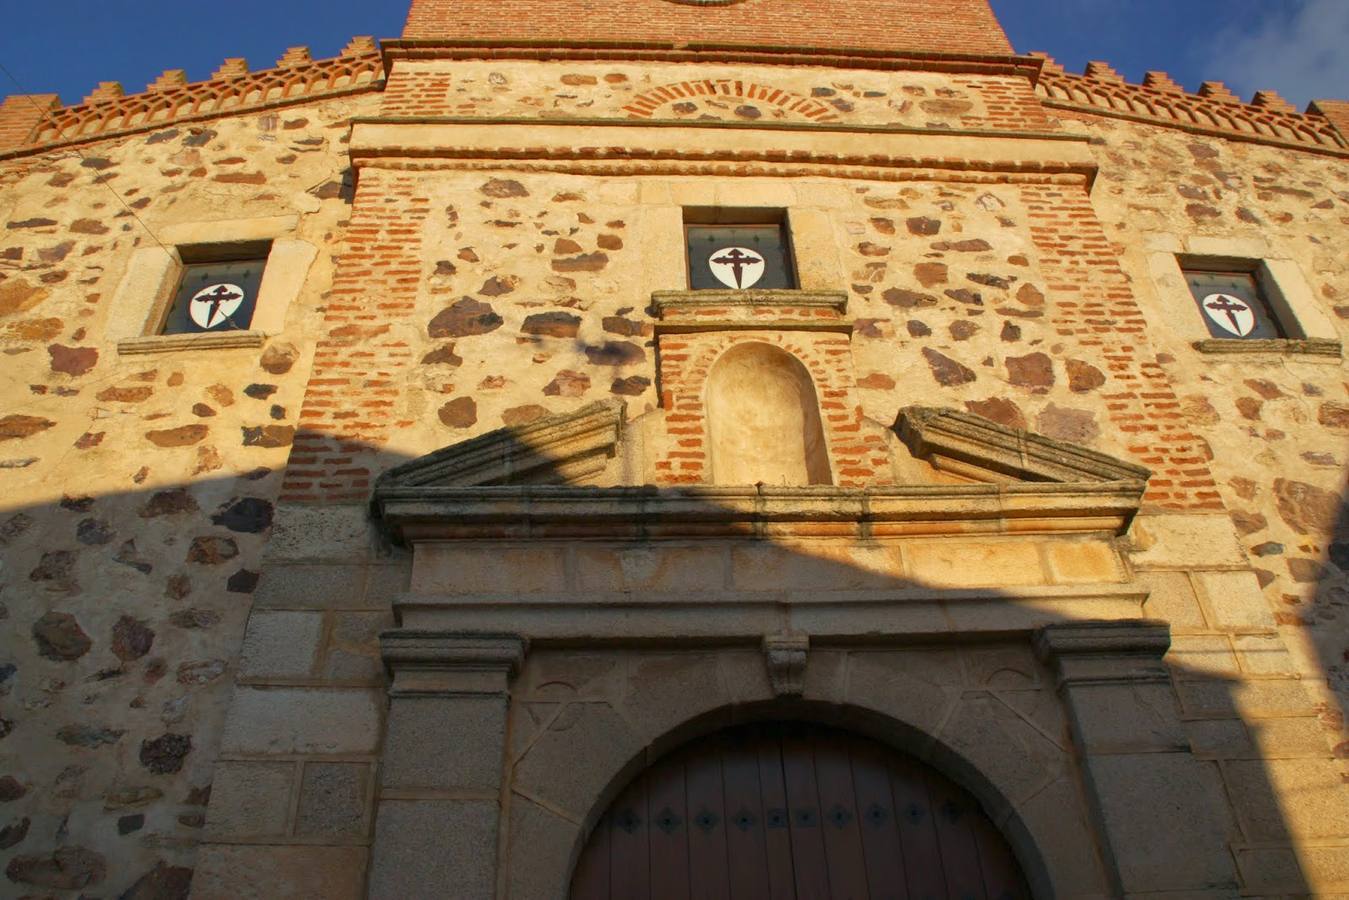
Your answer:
[655,331,890,487]
[1019,184,1222,511]
[280,169,430,502]
[401,0,1013,56]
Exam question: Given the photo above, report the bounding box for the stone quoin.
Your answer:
[1,0,1348,897]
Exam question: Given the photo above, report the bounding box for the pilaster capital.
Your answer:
[1034,619,1171,687]
[380,630,526,696]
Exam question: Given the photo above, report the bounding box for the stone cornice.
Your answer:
[1034,620,1173,687]
[896,406,1153,485]
[391,583,1151,644]
[1193,338,1343,358]
[373,481,1146,544]
[651,289,850,333]
[380,41,1047,80]
[348,120,1100,188]
[116,331,266,355]
[375,399,625,490]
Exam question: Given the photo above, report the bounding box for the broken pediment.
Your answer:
[894,406,1152,486]
[371,402,1151,545]
[376,399,625,489]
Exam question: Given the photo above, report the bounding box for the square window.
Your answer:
[684,210,797,290]
[1182,264,1287,340]
[159,241,271,335]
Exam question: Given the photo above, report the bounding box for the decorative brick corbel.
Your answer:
[763,634,809,697]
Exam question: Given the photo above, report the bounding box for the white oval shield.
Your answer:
[707,246,765,290]
[189,283,246,329]
[1201,292,1255,337]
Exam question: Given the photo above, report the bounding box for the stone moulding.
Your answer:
[373,481,1146,544]
[651,288,850,333]
[896,406,1153,485]
[1034,619,1172,687]
[1192,337,1343,358]
[391,583,1151,643]
[380,41,1047,79]
[375,398,625,490]
[379,631,525,697]
[346,120,1101,190]
[116,330,266,355]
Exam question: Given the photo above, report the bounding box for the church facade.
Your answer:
[1,0,1348,896]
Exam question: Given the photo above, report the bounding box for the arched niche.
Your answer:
[705,342,832,486]
[569,721,1031,899]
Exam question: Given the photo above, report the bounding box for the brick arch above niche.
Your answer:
[624,79,844,122]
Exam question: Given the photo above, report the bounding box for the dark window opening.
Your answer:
[683,209,797,290]
[160,240,271,335]
[1182,266,1286,340]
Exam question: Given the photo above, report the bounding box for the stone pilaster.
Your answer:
[368,632,525,900]
[1036,620,1240,897]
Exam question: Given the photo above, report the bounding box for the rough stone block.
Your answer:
[238,610,323,678]
[323,611,393,682]
[505,794,581,900]
[1128,514,1245,569]
[935,692,1067,808]
[574,545,727,593]
[728,542,898,592]
[1168,634,1238,677]
[1231,633,1295,675]
[1177,677,1316,719]
[1062,682,1186,753]
[618,652,734,746]
[1226,758,1349,841]
[363,561,410,605]
[846,649,963,737]
[267,503,374,562]
[411,544,567,595]
[511,702,644,821]
[1232,845,1307,894]
[297,762,370,838]
[1184,718,1254,758]
[961,643,1044,689]
[193,845,368,900]
[1043,540,1123,584]
[1250,716,1337,759]
[1014,774,1109,897]
[1081,753,1237,892]
[905,539,1045,587]
[254,563,370,610]
[383,695,507,792]
[1138,571,1207,630]
[220,687,382,755]
[367,800,498,900]
[204,761,294,839]
[1192,570,1275,629]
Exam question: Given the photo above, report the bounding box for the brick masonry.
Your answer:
[400,0,1015,56]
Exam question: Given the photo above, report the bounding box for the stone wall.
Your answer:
[1061,110,1349,760]
[0,91,379,896]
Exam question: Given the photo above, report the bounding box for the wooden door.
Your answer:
[571,723,1029,900]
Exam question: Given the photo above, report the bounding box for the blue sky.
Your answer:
[0,0,1344,110]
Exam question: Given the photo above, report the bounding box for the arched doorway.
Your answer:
[571,723,1030,899]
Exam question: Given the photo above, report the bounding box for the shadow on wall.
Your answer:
[359,418,1324,898]
[0,404,1338,897]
